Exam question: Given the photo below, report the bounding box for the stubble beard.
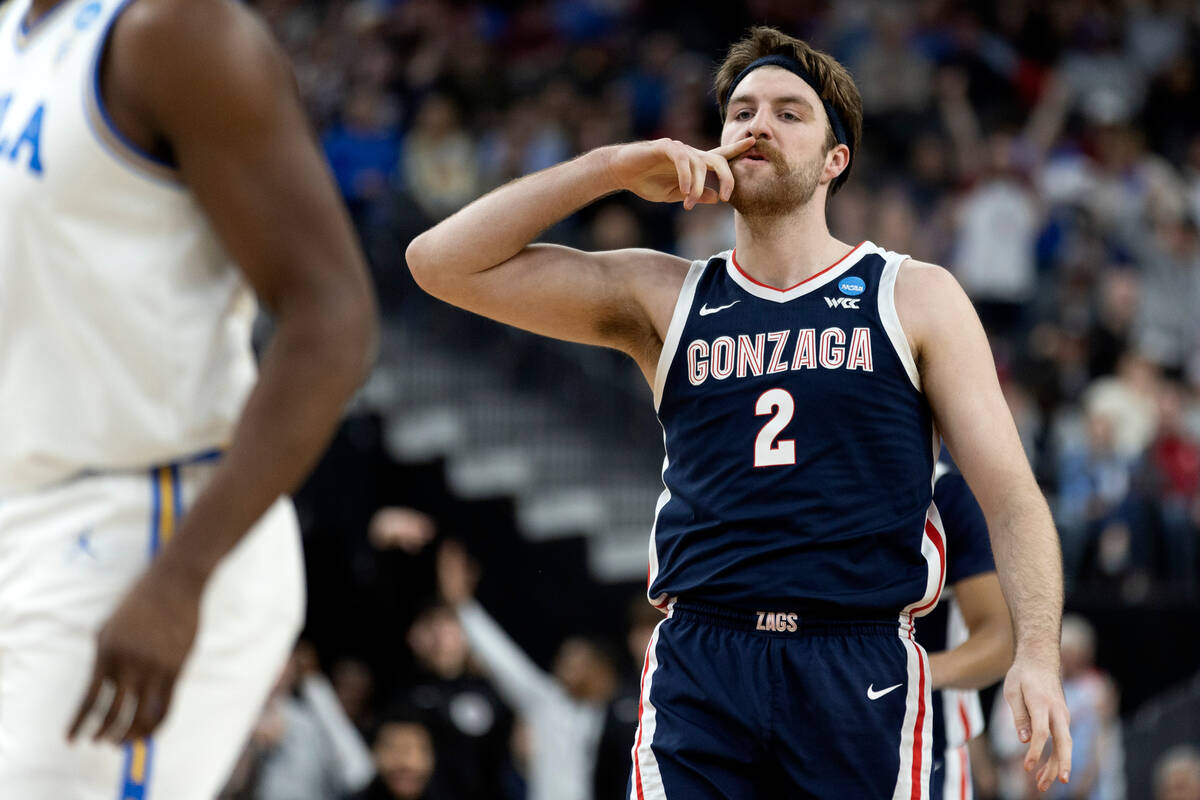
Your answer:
[729,145,824,219]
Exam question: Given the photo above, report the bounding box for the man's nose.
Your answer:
[743,109,773,141]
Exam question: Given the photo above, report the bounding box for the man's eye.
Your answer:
[734,110,753,120]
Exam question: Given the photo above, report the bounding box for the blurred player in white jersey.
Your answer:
[0,0,377,797]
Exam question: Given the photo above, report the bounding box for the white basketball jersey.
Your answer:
[0,0,257,494]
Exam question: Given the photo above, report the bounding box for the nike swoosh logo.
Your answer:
[867,683,903,700]
[699,301,740,316]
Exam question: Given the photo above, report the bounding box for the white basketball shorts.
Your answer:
[0,456,305,799]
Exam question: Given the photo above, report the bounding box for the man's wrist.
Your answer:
[1013,640,1061,670]
[584,145,626,198]
[153,544,215,596]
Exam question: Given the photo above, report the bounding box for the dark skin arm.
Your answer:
[68,0,377,744]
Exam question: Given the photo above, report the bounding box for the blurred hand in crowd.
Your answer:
[437,540,479,607]
[369,507,436,553]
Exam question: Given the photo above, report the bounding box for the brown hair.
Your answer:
[714,26,863,195]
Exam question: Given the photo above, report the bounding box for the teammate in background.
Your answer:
[0,0,376,797]
[407,26,1070,796]
[923,457,1015,800]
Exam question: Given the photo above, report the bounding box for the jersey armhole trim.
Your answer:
[13,0,70,51]
[878,254,921,392]
[652,256,710,410]
[83,0,183,188]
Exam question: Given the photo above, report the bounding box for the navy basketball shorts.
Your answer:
[627,600,933,799]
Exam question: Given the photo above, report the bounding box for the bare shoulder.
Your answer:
[895,257,972,323]
[891,258,981,365]
[108,0,291,132]
[895,257,959,293]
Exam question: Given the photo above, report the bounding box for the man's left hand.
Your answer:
[67,565,203,743]
[1003,657,1073,792]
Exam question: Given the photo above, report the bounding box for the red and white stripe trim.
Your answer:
[904,501,947,619]
[888,499,945,798]
[941,742,973,800]
[892,619,933,800]
[630,605,672,800]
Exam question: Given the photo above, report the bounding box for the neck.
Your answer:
[732,195,851,288]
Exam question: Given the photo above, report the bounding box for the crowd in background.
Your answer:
[223,1,1200,797]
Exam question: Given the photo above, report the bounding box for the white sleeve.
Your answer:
[456,599,557,711]
[298,674,376,793]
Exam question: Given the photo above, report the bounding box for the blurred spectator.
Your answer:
[322,84,402,220]
[1134,216,1200,374]
[950,128,1041,339]
[1156,745,1200,800]
[991,615,1123,799]
[404,603,514,800]
[853,6,932,118]
[224,642,375,800]
[1057,405,1138,575]
[1148,381,1200,590]
[1082,354,1160,462]
[676,202,736,261]
[333,657,378,736]
[586,201,645,252]
[352,706,446,800]
[1086,269,1140,380]
[403,94,480,220]
[438,541,617,800]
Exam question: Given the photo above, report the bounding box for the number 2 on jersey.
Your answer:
[754,388,796,467]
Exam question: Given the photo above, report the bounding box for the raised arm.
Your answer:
[405,136,755,379]
[895,261,1071,792]
[437,541,555,711]
[70,0,376,743]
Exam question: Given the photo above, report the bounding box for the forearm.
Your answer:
[987,488,1064,666]
[406,148,620,281]
[300,675,375,791]
[929,619,1013,690]
[156,300,374,586]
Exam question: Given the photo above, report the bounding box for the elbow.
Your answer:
[405,232,442,296]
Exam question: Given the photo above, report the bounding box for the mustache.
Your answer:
[736,140,785,167]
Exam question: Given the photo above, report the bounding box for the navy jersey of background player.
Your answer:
[923,458,996,768]
[650,242,942,615]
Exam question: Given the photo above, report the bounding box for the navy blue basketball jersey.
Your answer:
[647,241,946,618]
[924,459,994,770]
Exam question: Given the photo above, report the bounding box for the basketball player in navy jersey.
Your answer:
[408,26,1070,797]
[924,457,1014,800]
[0,0,376,796]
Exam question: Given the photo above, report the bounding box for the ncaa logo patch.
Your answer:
[838,276,866,296]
